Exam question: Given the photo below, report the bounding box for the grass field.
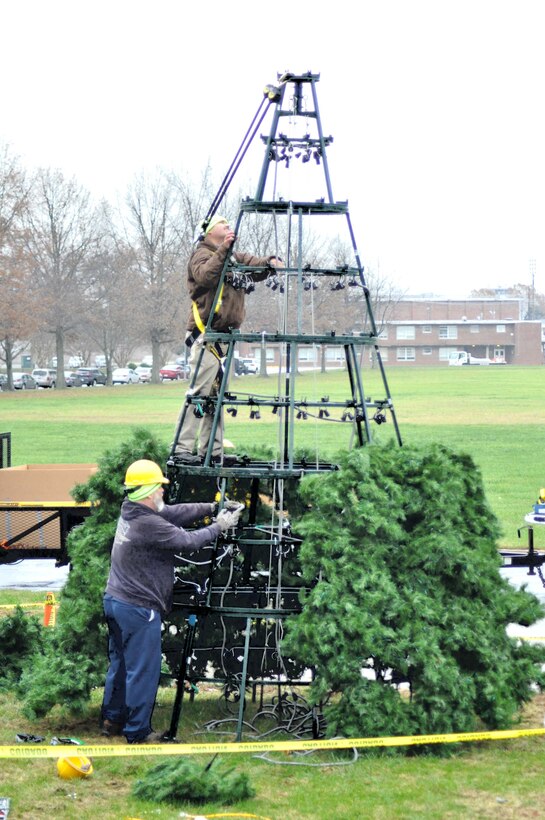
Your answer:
[1,365,544,547]
[2,366,545,817]
[2,682,545,819]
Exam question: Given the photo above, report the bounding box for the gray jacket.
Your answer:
[105,500,221,616]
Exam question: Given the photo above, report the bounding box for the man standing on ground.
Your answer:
[172,215,280,465]
[101,459,242,743]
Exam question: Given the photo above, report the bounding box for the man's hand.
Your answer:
[224,499,245,513]
[215,508,242,532]
[268,256,282,268]
[210,499,244,516]
[220,230,236,251]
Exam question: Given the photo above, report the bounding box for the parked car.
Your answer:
[112,367,140,384]
[76,367,107,386]
[135,366,151,383]
[32,368,57,388]
[235,357,259,375]
[13,373,37,390]
[160,363,189,381]
[64,371,84,387]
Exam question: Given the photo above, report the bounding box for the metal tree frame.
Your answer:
[164,72,402,742]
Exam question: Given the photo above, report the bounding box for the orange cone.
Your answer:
[43,592,56,627]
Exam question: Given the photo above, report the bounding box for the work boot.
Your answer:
[209,454,239,467]
[173,451,201,465]
[100,719,123,737]
[141,731,167,743]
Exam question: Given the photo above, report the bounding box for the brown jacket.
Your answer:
[186,238,273,333]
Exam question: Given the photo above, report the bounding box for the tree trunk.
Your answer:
[5,337,14,390]
[259,344,269,378]
[55,327,65,388]
[151,337,162,384]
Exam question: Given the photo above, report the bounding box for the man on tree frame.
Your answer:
[172,214,280,465]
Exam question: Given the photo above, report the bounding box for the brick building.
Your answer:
[238,297,544,369]
[379,297,543,366]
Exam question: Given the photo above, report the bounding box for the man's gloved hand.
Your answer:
[224,499,244,513]
[215,508,242,532]
[210,498,244,515]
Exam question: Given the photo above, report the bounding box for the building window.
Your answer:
[496,324,506,333]
[438,347,453,361]
[396,326,415,340]
[325,346,344,361]
[422,347,432,355]
[422,325,432,334]
[397,347,415,361]
[265,348,275,362]
[470,325,479,333]
[298,347,318,362]
[439,325,457,339]
[377,327,388,340]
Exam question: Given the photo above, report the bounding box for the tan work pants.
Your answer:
[174,340,223,458]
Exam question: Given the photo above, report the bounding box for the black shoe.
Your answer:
[209,454,239,467]
[100,719,123,737]
[173,451,201,465]
[127,732,165,743]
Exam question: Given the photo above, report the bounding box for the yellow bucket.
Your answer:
[57,754,93,779]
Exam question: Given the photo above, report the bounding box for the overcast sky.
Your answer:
[2,0,544,299]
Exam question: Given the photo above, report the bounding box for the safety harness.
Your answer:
[187,282,225,364]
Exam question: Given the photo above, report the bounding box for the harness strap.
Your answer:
[191,283,224,334]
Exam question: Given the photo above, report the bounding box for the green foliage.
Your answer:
[284,442,545,744]
[0,607,44,689]
[132,757,255,805]
[20,428,169,718]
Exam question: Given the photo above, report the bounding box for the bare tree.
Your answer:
[21,169,101,388]
[75,202,143,382]
[170,165,218,254]
[119,171,188,382]
[0,144,34,388]
[471,284,545,320]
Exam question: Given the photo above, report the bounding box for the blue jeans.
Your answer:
[101,594,162,743]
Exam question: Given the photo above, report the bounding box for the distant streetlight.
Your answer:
[529,258,536,319]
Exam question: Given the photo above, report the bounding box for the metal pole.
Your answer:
[236,616,252,742]
[167,613,197,739]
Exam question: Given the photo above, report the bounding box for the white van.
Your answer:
[32,368,57,387]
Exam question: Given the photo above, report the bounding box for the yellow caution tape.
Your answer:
[1,727,544,759]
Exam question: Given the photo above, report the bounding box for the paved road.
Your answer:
[0,559,69,591]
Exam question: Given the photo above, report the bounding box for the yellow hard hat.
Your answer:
[57,754,93,779]
[124,460,169,488]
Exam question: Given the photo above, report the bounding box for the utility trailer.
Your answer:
[0,462,96,565]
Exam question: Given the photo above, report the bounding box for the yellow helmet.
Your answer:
[57,754,93,779]
[124,460,169,488]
